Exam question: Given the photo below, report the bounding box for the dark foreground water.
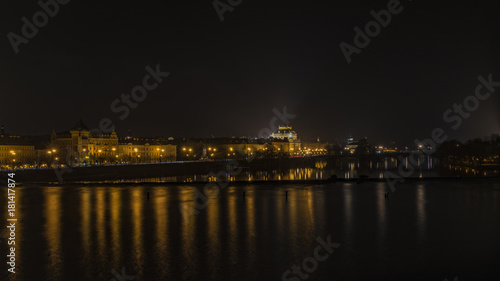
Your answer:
[1,181,500,281]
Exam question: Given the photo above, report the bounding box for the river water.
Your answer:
[1,181,500,280]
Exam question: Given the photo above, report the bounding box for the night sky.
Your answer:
[1,0,499,145]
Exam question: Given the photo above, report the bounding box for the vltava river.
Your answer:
[1,181,500,280]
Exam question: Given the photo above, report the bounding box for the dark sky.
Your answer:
[1,0,499,145]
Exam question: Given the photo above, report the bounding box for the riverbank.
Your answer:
[9,156,326,183]
[17,175,500,186]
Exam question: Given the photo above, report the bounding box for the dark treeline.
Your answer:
[434,135,500,166]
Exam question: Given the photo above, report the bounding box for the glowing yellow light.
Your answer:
[112,148,116,151]
[48,151,52,154]
[189,148,192,152]
[182,147,186,151]
[134,148,138,152]
[52,149,56,153]
[230,147,233,151]
[98,150,102,153]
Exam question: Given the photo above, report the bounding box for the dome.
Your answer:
[270,126,298,140]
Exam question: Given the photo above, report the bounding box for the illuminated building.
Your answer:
[50,120,176,165]
[270,126,298,140]
[118,138,176,163]
[270,126,301,155]
[0,125,35,167]
[51,119,119,165]
[345,136,358,154]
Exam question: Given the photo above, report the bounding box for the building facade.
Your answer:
[0,126,35,167]
[50,120,176,165]
[118,138,176,163]
[270,126,301,156]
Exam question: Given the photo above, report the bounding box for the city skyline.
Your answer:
[1,116,499,147]
[1,1,499,144]
[2,1,500,280]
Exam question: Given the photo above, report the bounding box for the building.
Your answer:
[270,126,298,140]
[0,125,35,167]
[344,136,370,155]
[50,119,119,165]
[118,138,176,163]
[344,136,358,154]
[50,120,176,165]
[270,126,301,155]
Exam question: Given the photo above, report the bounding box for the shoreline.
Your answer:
[18,176,500,186]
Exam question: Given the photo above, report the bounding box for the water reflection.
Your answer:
[227,191,238,267]
[2,182,500,281]
[343,184,353,245]
[416,185,426,243]
[80,189,91,262]
[111,190,122,267]
[376,183,387,241]
[95,188,107,266]
[245,186,256,274]
[44,187,62,280]
[207,190,221,279]
[131,188,144,277]
[180,188,196,280]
